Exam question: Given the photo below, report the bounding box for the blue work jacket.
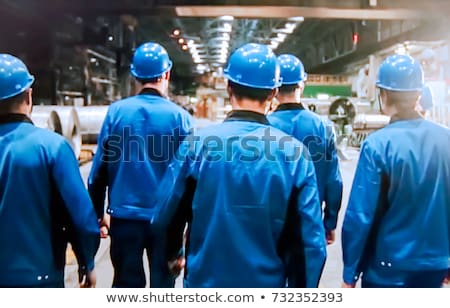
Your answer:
[88,88,194,220]
[156,110,326,288]
[269,103,343,231]
[0,114,99,287]
[342,116,450,284]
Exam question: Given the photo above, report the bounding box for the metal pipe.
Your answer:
[86,49,116,64]
[31,107,63,135]
[75,106,109,144]
[32,106,82,158]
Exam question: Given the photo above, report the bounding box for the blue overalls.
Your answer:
[155,110,327,287]
[0,114,99,287]
[88,88,194,287]
[342,116,450,287]
[269,103,343,231]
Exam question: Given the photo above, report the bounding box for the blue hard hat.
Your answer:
[376,54,423,91]
[419,85,434,111]
[130,42,173,79]
[0,54,34,101]
[278,54,307,85]
[224,43,281,89]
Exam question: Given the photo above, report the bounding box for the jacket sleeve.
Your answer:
[88,111,111,220]
[53,140,100,271]
[341,139,384,284]
[292,154,327,287]
[323,123,343,231]
[152,137,192,229]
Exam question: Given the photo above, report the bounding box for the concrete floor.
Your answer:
[65,148,360,288]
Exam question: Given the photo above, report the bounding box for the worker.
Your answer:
[155,43,326,287]
[417,85,434,117]
[268,54,343,245]
[342,54,450,288]
[88,42,194,288]
[0,54,99,287]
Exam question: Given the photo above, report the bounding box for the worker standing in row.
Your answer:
[155,43,327,288]
[0,54,99,287]
[268,54,343,244]
[342,54,450,288]
[88,42,194,288]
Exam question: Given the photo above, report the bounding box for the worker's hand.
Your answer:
[341,282,356,288]
[326,229,336,245]
[168,257,185,277]
[79,267,96,288]
[99,215,110,239]
[443,269,450,285]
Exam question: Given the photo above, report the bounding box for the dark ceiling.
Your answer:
[0,0,449,96]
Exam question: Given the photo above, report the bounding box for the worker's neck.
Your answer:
[277,93,299,104]
[138,82,166,96]
[232,98,266,114]
[0,105,30,117]
[384,102,421,120]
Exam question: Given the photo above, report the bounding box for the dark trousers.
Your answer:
[362,269,448,288]
[109,217,175,288]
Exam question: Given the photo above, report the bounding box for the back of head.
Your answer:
[376,54,424,111]
[278,54,307,85]
[0,54,34,114]
[130,42,172,82]
[277,54,307,95]
[224,43,281,102]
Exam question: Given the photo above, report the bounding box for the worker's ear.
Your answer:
[163,70,171,81]
[227,83,233,98]
[267,88,278,102]
[25,88,33,115]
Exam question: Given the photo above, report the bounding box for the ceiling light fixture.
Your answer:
[219,15,234,21]
[172,29,180,36]
[288,16,304,22]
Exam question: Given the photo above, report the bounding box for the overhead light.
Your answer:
[288,16,304,22]
[172,29,180,36]
[285,23,296,30]
[269,41,280,49]
[219,15,234,21]
[271,33,286,43]
[108,35,114,42]
[178,38,185,44]
[182,44,188,51]
[222,23,232,32]
[90,57,97,63]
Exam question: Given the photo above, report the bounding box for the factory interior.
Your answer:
[1,0,450,288]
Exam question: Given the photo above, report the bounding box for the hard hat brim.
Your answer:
[376,82,423,92]
[0,76,35,101]
[224,72,282,90]
[130,61,173,79]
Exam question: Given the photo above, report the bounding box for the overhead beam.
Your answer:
[309,20,449,74]
[174,6,423,20]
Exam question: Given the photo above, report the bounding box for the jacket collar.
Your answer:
[139,87,164,97]
[0,113,33,125]
[224,110,269,125]
[274,102,305,112]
